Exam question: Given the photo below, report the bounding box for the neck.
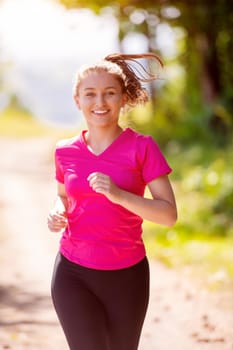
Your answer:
[85,125,123,155]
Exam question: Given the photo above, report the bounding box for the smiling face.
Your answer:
[74,71,126,130]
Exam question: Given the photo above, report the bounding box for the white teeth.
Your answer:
[93,110,108,114]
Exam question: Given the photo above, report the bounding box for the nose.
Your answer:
[95,93,106,106]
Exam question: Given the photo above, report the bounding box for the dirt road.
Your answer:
[0,137,232,350]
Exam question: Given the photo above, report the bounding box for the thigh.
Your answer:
[51,254,108,350]
[105,257,150,350]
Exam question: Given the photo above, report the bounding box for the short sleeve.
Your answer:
[138,136,172,183]
[55,149,64,183]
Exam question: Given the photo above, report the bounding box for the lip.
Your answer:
[92,110,109,116]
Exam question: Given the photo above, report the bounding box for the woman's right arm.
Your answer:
[47,182,68,232]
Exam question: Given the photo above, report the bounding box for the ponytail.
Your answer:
[104,53,163,106]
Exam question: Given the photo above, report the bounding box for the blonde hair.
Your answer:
[73,53,163,108]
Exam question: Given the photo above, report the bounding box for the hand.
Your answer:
[87,172,121,203]
[47,209,67,232]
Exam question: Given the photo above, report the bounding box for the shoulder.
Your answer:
[127,129,167,167]
[127,128,158,148]
[54,133,83,161]
[55,133,82,150]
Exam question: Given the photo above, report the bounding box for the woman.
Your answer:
[48,53,177,350]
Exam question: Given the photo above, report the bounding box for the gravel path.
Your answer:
[0,137,232,350]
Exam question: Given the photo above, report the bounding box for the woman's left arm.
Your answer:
[88,173,177,227]
[119,175,177,227]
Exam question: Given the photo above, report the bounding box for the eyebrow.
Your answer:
[84,86,117,90]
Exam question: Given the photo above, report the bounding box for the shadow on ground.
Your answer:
[0,284,56,327]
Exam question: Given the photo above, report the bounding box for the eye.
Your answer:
[85,92,95,97]
[107,91,115,96]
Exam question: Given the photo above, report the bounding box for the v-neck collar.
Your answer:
[80,128,130,157]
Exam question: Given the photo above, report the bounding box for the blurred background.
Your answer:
[0,0,232,288]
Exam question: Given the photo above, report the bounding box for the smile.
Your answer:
[92,110,109,115]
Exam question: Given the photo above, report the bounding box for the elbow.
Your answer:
[165,208,178,227]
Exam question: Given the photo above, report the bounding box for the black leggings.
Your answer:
[51,253,150,350]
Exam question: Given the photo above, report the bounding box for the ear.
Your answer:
[121,93,128,108]
[73,95,81,110]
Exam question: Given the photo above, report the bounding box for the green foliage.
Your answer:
[58,0,233,138]
[144,225,233,288]
[125,70,233,280]
[142,140,233,285]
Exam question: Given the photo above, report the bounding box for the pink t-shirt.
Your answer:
[55,128,172,270]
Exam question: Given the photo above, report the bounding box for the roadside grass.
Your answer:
[143,140,233,290]
[144,222,233,290]
[0,107,78,139]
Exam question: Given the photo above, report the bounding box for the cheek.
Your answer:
[111,96,125,108]
[77,102,90,112]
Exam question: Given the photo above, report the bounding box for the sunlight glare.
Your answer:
[0,0,118,63]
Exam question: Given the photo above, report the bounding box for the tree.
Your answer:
[57,0,233,143]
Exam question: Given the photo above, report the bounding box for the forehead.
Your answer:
[79,71,122,90]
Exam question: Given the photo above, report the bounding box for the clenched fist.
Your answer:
[87,172,121,203]
[47,209,68,233]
